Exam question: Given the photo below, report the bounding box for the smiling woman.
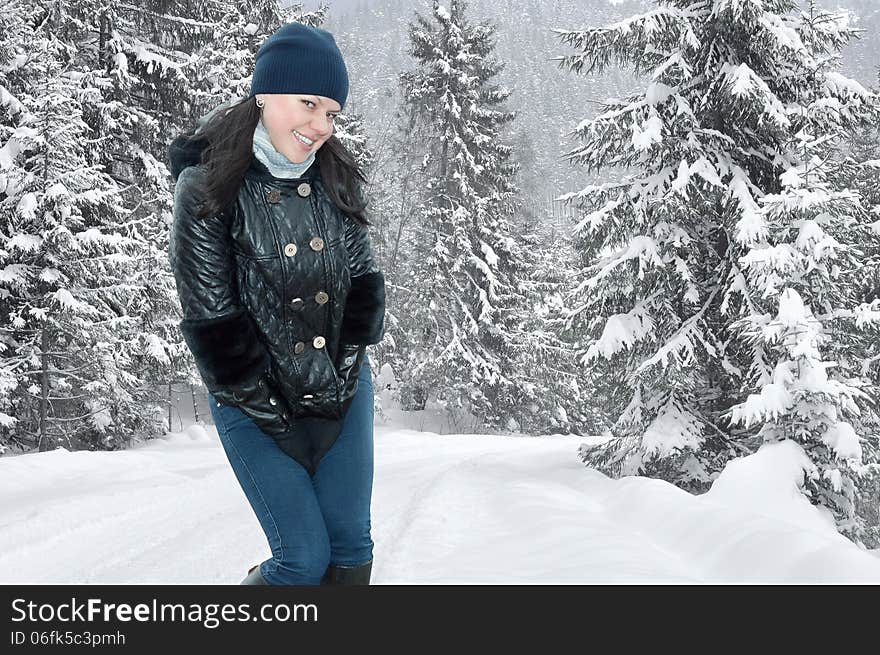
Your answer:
[166,22,385,588]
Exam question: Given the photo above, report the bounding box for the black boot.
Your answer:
[320,559,372,585]
[240,563,269,585]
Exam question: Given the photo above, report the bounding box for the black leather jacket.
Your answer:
[167,113,385,476]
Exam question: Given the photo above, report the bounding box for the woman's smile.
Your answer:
[292,129,316,149]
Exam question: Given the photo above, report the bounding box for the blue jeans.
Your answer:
[208,354,375,585]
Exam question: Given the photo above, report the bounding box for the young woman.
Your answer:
[166,23,385,585]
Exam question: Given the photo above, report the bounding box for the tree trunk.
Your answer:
[190,383,199,425]
[39,325,50,452]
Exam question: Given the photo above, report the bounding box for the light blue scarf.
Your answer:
[252,118,316,178]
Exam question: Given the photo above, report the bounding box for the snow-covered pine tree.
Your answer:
[557,1,772,486]
[0,0,32,447]
[555,0,880,533]
[715,1,880,540]
[509,226,607,435]
[396,0,535,432]
[1,0,168,453]
[731,12,880,538]
[838,65,880,547]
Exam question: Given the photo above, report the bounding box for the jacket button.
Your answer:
[269,396,277,406]
[266,189,282,203]
[258,379,264,389]
[284,243,297,257]
[297,182,311,197]
[315,291,329,305]
[309,236,324,251]
[313,336,326,349]
[294,341,305,354]
[344,355,354,366]
[290,297,303,310]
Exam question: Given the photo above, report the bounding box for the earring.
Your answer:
[256,97,265,108]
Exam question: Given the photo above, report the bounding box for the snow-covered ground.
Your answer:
[1,419,878,584]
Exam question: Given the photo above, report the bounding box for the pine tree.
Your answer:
[511,226,606,435]
[556,0,880,536]
[823,63,880,545]
[0,0,33,447]
[396,0,533,432]
[0,0,166,452]
[726,2,880,538]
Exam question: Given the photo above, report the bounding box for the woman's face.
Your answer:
[256,93,341,164]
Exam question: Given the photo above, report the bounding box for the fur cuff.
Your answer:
[341,271,386,345]
[179,310,269,388]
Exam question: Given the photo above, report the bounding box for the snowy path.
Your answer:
[1,425,878,584]
[372,433,702,583]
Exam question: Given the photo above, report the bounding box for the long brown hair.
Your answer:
[178,96,370,225]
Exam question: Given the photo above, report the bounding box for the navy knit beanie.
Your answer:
[249,23,349,109]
